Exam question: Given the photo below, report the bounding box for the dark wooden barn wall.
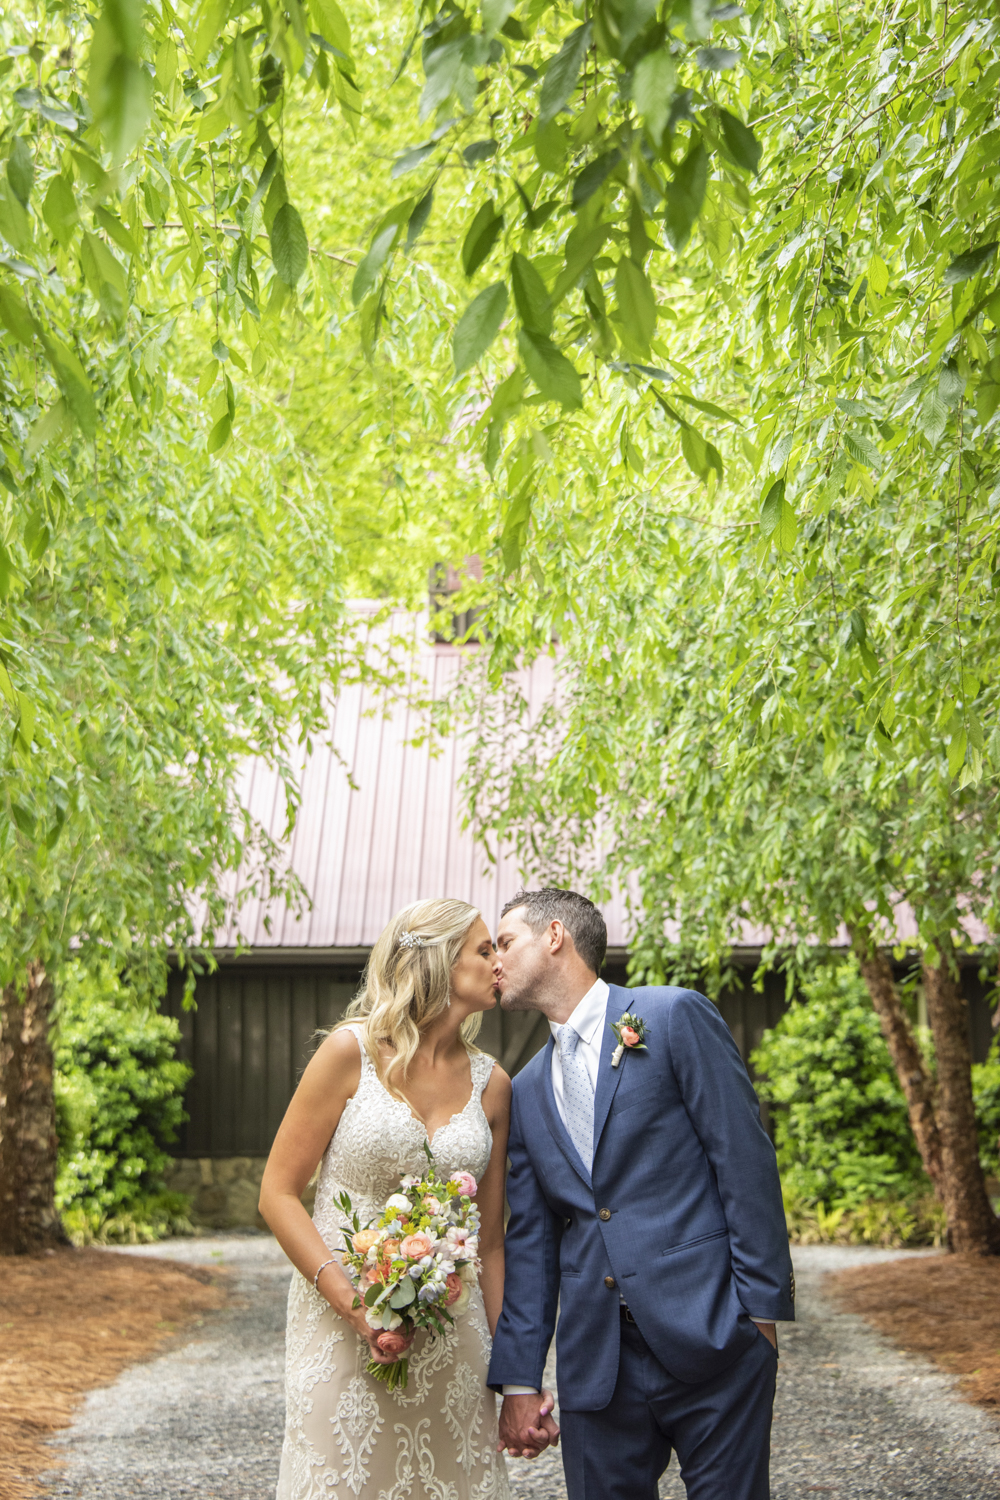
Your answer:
[163,959,791,1158]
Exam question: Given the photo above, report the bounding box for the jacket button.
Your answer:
[604,1275,616,1289]
[599,1208,612,1221]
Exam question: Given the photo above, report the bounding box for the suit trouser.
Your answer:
[559,1317,778,1500]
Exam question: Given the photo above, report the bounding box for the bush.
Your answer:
[54,962,194,1244]
[751,961,930,1213]
[974,1038,1000,1181]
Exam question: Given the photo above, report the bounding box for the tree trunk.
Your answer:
[850,932,944,1199]
[0,962,65,1254]
[923,942,1000,1254]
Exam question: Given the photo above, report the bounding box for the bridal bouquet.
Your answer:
[334,1147,481,1391]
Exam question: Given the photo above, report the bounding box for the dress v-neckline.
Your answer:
[370,1054,477,1147]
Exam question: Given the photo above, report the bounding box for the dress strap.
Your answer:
[344,1022,376,1075]
[468,1048,496,1098]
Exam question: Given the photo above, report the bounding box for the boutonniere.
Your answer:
[610,1012,649,1067]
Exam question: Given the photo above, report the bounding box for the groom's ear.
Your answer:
[547,920,567,954]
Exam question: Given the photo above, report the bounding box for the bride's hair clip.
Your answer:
[398,930,427,950]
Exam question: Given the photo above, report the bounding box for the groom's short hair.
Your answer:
[501,888,607,975]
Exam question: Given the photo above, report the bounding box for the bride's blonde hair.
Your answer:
[338,898,484,1097]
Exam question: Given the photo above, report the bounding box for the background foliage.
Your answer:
[54,961,192,1244]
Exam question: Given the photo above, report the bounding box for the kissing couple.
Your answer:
[260,887,793,1500]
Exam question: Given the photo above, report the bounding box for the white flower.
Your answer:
[365,1309,382,1329]
[464,1237,479,1257]
[384,1310,403,1331]
[459,1262,478,1285]
[385,1193,411,1212]
[400,1175,420,1187]
[451,1283,471,1316]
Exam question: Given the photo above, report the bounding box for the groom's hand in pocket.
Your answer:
[497,1391,560,1458]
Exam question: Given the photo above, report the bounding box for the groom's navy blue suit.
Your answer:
[488,983,793,1499]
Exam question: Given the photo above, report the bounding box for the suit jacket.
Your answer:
[487,984,794,1409]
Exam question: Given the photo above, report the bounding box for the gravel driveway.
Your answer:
[42,1235,1000,1500]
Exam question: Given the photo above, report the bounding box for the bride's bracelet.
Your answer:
[313,1257,336,1291]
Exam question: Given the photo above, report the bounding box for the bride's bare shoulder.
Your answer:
[304,1026,363,1093]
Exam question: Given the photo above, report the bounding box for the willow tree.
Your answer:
[414,0,1000,1252]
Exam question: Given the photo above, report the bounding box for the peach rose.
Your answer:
[400,1232,432,1260]
[422,1194,442,1214]
[621,1026,640,1047]
[376,1328,414,1359]
[445,1272,464,1306]
[352,1230,379,1255]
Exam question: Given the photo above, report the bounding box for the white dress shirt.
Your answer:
[502,978,773,1396]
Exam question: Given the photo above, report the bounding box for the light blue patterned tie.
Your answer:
[557,1024,594,1170]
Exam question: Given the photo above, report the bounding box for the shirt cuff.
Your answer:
[502,1385,540,1395]
[749,1317,775,1326]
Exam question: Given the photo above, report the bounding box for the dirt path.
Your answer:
[40,1238,1000,1500]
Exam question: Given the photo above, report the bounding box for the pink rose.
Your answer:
[377,1328,414,1359]
[445,1272,464,1306]
[450,1171,478,1198]
[400,1233,432,1261]
[621,1026,640,1047]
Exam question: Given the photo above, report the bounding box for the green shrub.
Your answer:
[751,960,930,1212]
[54,962,194,1244]
[974,1038,1000,1181]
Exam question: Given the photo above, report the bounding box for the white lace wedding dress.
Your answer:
[276,1025,510,1500]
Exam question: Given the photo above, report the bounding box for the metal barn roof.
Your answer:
[219,607,632,954]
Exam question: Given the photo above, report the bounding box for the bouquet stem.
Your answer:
[367,1356,409,1391]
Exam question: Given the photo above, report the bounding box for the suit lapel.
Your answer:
[592,985,627,1154]
[535,1035,593,1187]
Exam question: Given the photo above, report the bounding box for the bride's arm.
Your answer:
[477,1065,512,1337]
[258,1030,398,1363]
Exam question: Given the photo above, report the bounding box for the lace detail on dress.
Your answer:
[276,1027,507,1500]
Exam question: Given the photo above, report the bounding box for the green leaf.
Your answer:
[405,188,434,250]
[511,252,551,336]
[947,726,968,779]
[461,201,503,279]
[271,203,309,287]
[7,136,34,208]
[571,150,621,209]
[352,220,397,304]
[453,282,508,373]
[867,253,888,296]
[664,142,708,252]
[42,175,78,249]
[81,231,128,322]
[0,286,37,345]
[26,399,71,460]
[718,110,761,175]
[680,425,722,485]
[614,258,657,356]
[518,329,582,408]
[41,334,96,438]
[310,0,354,60]
[844,430,882,471]
[943,242,997,286]
[482,0,516,36]
[632,50,675,147]
[673,392,740,424]
[389,1277,416,1309]
[501,483,532,573]
[538,23,592,127]
[89,10,154,168]
[759,478,785,538]
[207,412,232,454]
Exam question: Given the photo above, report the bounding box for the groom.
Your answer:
[488,888,793,1500]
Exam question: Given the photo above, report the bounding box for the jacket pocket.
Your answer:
[659,1227,728,1258]
[611,1081,661,1114]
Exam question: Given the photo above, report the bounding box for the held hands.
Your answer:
[497,1391,560,1459]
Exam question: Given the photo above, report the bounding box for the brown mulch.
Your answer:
[0,1246,226,1500]
[827,1252,1000,1412]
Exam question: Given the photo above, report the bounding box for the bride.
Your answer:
[260,898,518,1500]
